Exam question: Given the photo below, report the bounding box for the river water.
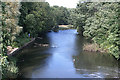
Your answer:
[18,29,119,78]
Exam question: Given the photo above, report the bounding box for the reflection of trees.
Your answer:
[17,35,51,77]
[73,51,118,70]
[73,35,118,70]
[73,51,119,78]
[74,35,84,54]
[18,52,50,77]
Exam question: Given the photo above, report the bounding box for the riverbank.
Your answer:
[7,37,50,56]
[5,37,49,78]
[59,25,74,30]
[83,43,108,53]
[17,29,119,78]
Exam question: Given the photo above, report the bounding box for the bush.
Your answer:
[75,2,120,60]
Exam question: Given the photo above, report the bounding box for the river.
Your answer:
[18,29,119,78]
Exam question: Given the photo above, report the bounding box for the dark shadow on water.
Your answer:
[17,29,120,78]
[73,51,119,78]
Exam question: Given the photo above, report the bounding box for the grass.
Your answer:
[12,33,31,48]
[83,43,108,53]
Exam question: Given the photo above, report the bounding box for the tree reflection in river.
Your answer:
[18,29,120,78]
[73,51,119,78]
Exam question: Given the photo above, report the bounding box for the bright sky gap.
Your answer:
[46,0,79,8]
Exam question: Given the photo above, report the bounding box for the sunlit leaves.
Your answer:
[19,2,55,36]
[76,2,120,59]
[1,2,20,78]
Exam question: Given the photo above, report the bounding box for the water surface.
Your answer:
[18,29,119,78]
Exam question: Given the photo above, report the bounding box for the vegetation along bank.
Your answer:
[0,1,120,79]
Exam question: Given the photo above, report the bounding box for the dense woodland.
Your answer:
[0,1,120,79]
[19,2,70,37]
[75,2,120,59]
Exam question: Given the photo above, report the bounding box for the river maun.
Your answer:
[18,29,120,78]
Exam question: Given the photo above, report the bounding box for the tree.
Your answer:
[19,2,55,36]
[1,2,22,78]
[76,2,120,59]
[52,6,70,25]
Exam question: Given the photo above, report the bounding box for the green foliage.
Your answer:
[1,55,18,78]
[75,2,120,59]
[74,2,100,35]
[67,8,76,25]
[25,14,36,35]
[1,2,21,78]
[19,2,55,36]
[14,33,31,47]
[52,6,70,25]
[19,2,75,35]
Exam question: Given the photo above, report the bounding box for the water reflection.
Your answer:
[18,29,119,78]
[73,52,119,78]
[30,29,83,78]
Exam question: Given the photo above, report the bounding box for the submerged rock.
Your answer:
[34,43,49,47]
